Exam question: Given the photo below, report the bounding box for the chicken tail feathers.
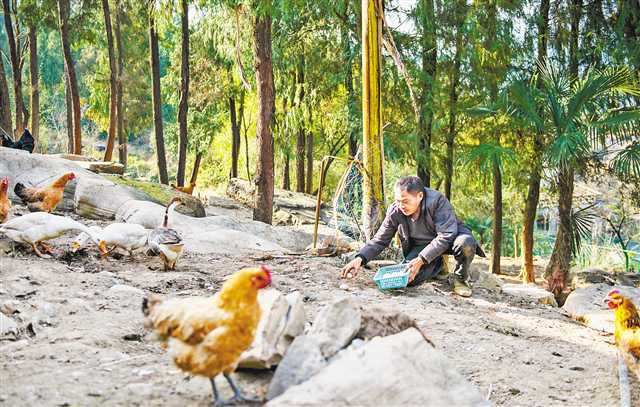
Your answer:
[14,183,29,201]
[17,129,35,153]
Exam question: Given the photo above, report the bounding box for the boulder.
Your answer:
[74,177,151,219]
[562,283,640,333]
[116,199,316,253]
[308,297,362,358]
[571,268,611,288]
[502,283,558,307]
[471,269,503,292]
[357,307,421,340]
[74,160,125,175]
[267,328,488,407]
[266,335,328,400]
[226,178,330,225]
[0,147,155,218]
[239,289,306,369]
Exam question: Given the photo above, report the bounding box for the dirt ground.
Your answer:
[0,206,629,407]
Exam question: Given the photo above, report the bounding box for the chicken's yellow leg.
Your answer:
[39,242,55,254]
[31,243,50,259]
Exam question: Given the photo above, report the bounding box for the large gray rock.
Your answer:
[471,269,503,293]
[308,297,362,358]
[116,199,316,253]
[267,328,488,407]
[239,290,306,369]
[0,147,152,219]
[75,177,150,219]
[266,335,328,400]
[502,283,558,307]
[357,307,422,340]
[562,283,640,333]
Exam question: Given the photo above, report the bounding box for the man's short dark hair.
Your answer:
[394,176,425,194]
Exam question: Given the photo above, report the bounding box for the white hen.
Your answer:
[96,223,150,257]
[0,212,92,258]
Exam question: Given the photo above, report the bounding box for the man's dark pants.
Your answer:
[403,234,478,287]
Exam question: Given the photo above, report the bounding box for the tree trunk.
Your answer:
[443,0,464,200]
[545,0,581,293]
[586,0,604,67]
[148,7,169,184]
[241,91,251,181]
[190,151,202,185]
[362,0,386,238]
[252,5,276,224]
[230,96,240,178]
[2,0,24,133]
[569,0,582,80]
[64,68,73,154]
[305,108,313,194]
[176,0,189,186]
[28,26,39,151]
[281,87,290,190]
[0,43,11,137]
[57,0,82,154]
[295,57,305,193]
[115,0,126,166]
[282,153,290,190]
[544,167,574,292]
[102,0,118,162]
[521,0,549,284]
[417,0,436,187]
[521,163,541,283]
[486,0,502,275]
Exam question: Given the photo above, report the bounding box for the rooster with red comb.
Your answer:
[604,288,640,379]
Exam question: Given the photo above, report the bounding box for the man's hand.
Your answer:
[407,257,425,283]
[341,256,363,279]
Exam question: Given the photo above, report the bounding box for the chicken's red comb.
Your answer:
[607,288,621,296]
[260,265,272,280]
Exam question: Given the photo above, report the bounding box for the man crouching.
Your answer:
[341,176,485,297]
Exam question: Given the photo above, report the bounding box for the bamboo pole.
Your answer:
[361,0,385,239]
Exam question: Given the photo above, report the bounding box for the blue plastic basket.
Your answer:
[373,263,410,290]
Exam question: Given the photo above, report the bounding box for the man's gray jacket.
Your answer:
[358,187,485,265]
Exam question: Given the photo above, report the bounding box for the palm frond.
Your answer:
[507,81,545,133]
[566,67,640,130]
[587,109,640,148]
[463,143,517,180]
[571,204,596,256]
[610,142,640,179]
[546,131,590,169]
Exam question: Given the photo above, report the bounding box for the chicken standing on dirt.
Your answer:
[605,288,640,379]
[142,266,272,405]
[71,223,149,258]
[0,212,92,258]
[148,197,184,270]
[14,172,75,213]
[0,177,10,223]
